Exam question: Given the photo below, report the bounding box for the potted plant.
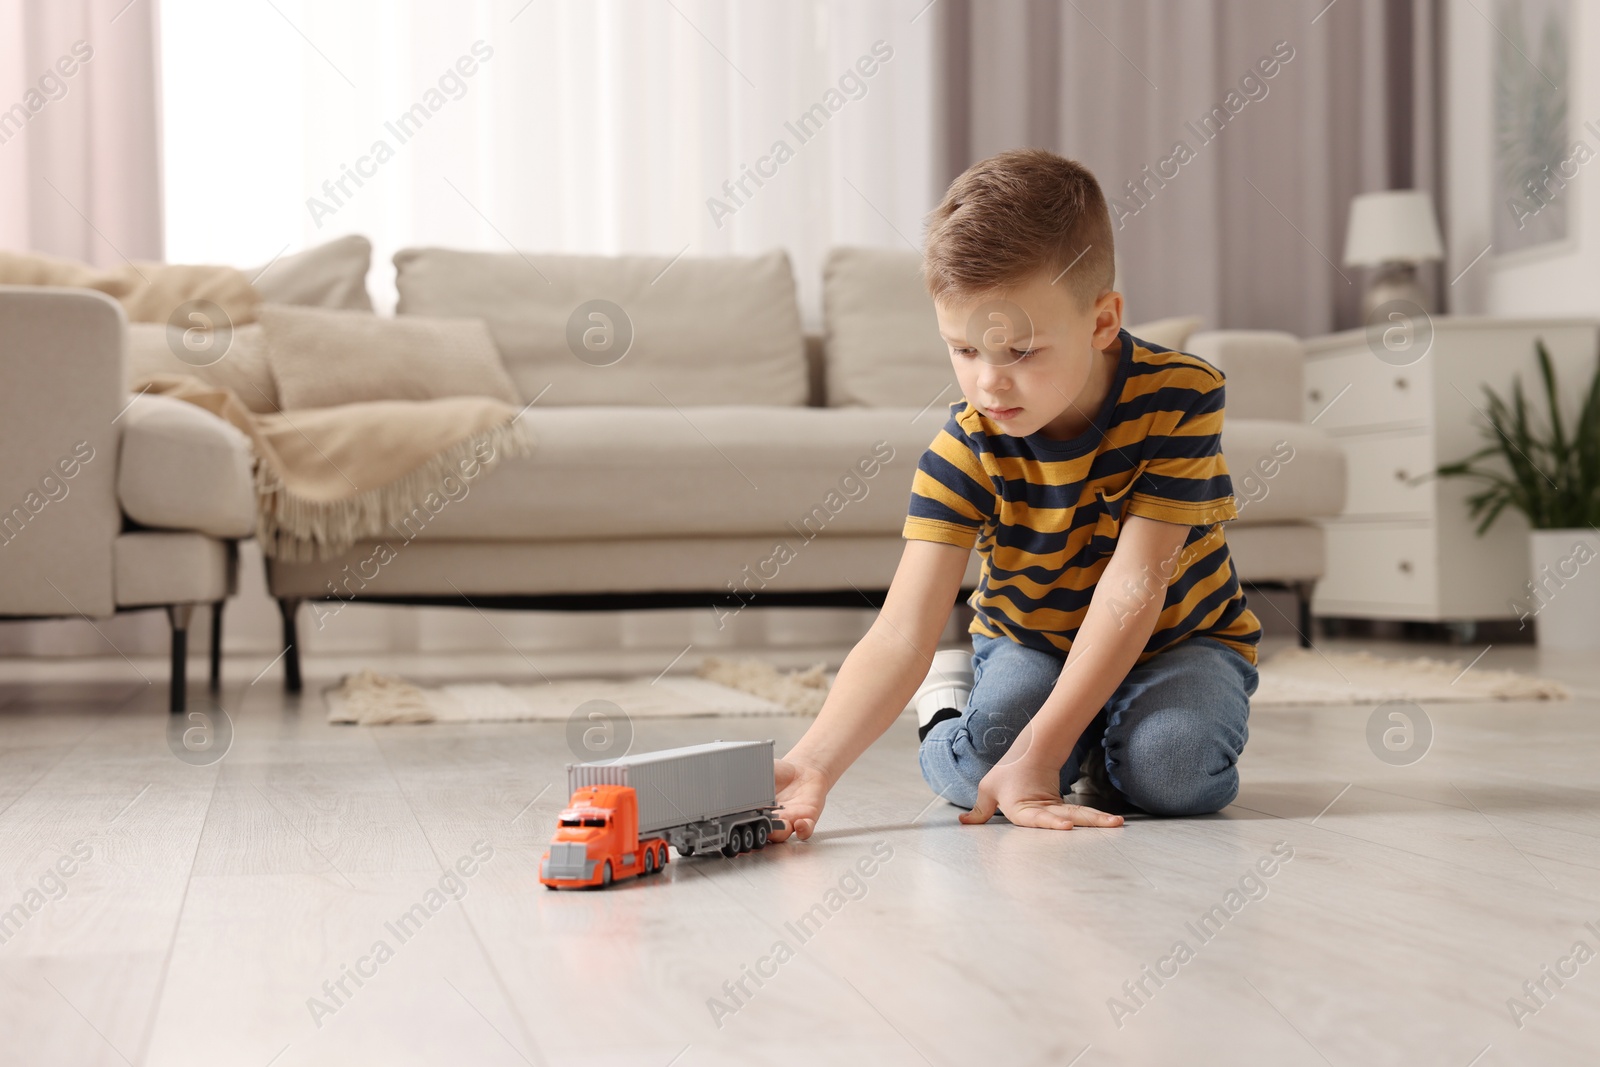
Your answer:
[1436,339,1600,649]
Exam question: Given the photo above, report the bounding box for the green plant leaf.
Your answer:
[1537,340,1566,462]
[1436,336,1600,533]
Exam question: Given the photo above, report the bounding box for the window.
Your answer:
[160,0,936,320]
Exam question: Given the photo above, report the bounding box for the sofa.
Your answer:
[260,245,1345,689]
[4,242,1347,698]
[0,286,256,711]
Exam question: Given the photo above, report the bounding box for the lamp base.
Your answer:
[1362,262,1431,322]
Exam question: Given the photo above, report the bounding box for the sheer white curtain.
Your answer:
[0,0,163,263]
[161,0,940,325]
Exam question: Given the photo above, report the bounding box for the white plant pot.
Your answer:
[1526,528,1600,651]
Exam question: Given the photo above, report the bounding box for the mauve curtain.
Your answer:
[0,0,165,264]
[934,0,1444,337]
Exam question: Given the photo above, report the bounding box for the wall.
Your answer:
[1443,0,1600,316]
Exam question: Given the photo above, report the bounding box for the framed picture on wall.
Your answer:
[1492,0,1573,260]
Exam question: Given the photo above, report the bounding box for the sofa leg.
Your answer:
[278,597,303,694]
[1291,581,1314,648]
[209,600,225,691]
[167,604,195,714]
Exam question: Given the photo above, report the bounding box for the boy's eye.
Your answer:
[951,347,1034,360]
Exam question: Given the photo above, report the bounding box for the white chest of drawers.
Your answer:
[1303,317,1600,622]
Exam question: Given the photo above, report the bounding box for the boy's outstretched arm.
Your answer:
[960,515,1193,830]
[769,539,971,841]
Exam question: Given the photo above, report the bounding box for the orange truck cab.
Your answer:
[538,740,781,891]
[539,785,670,889]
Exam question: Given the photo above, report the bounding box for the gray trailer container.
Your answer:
[568,739,779,856]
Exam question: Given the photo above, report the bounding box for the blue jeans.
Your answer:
[918,634,1257,816]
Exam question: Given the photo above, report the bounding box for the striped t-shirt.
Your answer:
[902,328,1261,665]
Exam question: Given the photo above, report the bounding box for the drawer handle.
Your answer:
[1308,388,1323,403]
[1394,377,1409,390]
[1398,560,1413,574]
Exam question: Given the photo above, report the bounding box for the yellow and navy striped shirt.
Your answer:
[902,328,1261,665]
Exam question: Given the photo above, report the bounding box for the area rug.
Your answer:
[326,657,829,725]
[326,647,1568,725]
[1251,648,1569,706]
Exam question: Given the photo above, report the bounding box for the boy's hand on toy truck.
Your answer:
[770,757,829,842]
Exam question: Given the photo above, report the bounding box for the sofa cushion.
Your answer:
[823,246,951,409]
[822,246,1206,408]
[1220,419,1346,525]
[117,393,257,537]
[1224,523,1326,583]
[249,235,374,312]
[126,322,280,413]
[405,408,1342,544]
[1187,330,1304,422]
[114,532,236,607]
[261,305,519,409]
[1125,315,1203,351]
[393,248,807,406]
[412,406,944,542]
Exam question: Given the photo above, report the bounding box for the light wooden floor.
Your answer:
[3,639,1600,1067]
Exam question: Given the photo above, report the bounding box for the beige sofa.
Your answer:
[2,245,1344,698]
[257,246,1346,690]
[0,286,256,711]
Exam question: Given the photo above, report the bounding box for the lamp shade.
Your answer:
[1342,190,1445,267]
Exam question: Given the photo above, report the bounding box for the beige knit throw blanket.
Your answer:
[137,375,536,561]
[0,249,261,326]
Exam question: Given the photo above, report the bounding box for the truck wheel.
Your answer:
[655,845,668,871]
[681,844,696,857]
[721,836,740,858]
[755,823,769,849]
[600,861,613,887]
[644,849,656,874]
[739,825,755,853]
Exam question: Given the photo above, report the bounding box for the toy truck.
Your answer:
[539,739,783,890]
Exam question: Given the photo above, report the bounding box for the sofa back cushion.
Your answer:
[1186,330,1304,421]
[393,248,807,406]
[1124,315,1204,352]
[250,235,374,312]
[823,246,953,409]
[824,247,1214,408]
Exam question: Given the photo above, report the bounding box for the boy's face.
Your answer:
[935,269,1123,438]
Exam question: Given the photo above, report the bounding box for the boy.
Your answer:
[771,149,1260,837]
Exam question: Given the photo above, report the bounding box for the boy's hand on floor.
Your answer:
[959,755,1124,831]
[770,757,829,842]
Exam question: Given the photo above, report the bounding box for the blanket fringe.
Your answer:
[256,417,537,561]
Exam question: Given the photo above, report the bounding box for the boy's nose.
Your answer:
[975,363,1012,393]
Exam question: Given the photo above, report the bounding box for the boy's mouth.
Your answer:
[985,405,1022,421]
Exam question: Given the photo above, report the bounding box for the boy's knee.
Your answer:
[965,704,1026,763]
[1124,763,1238,817]
[1113,715,1242,817]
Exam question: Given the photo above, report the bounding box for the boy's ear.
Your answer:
[1092,290,1123,348]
